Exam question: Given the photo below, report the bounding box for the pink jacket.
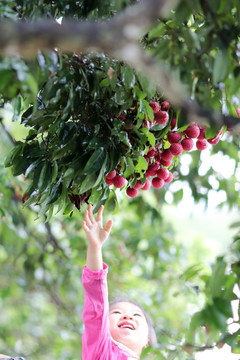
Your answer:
[82,263,138,360]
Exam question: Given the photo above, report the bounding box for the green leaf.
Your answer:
[11,155,32,176]
[83,148,106,174]
[143,100,154,122]
[213,49,229,84]
[141,128,156,147]
[124,157,135,178]
[47,178,62,204]
[137,73,156,98]
[79,172,99,194]
[121,65,135,89]
[51,161,58,183]
[4,143,24,167]
[38,161,52,191]
[118,131,132,148]
[114,87,128,105]
[135,156,148,174]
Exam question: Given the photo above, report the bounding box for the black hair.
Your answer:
[109,297,157,344]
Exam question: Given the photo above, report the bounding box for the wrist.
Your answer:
[86,245,103,271]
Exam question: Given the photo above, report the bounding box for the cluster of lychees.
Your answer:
[105,101,223,198]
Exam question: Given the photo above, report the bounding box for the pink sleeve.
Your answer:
[82,263,112,359]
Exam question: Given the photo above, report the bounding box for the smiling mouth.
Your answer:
[118,323,135,330]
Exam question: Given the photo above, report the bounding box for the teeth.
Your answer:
[120,324,134,330]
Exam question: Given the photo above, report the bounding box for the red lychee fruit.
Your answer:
[141,179,151,190]
[117,114,126,121]
[126,187,138,197]
[149,101,160,114]
[155,110,169,125]
[146,169,155,178]
[157,167,169,180]
[146,163,159,177]
[160,158,172,167]
[147,147,155,157]
[196,139,208,150]
[161,101,170,111]
[149,162,160,172]
[171,117,177,130]
[184,123,200,138]
[106,170,117,180]
[112,175,126,188]
[167,132,181,144]
[143,119,156,128]
[165,172,173,183]
[170,143,183,156]
[181,138,194,151]
[105,178,114,185]
[133,180,142,190]
[161,149,173,161]
[207,128,223,145]
[152,177,164,189]
[236,108,240,118]
[144,155,150,164]
[197,126,206,140]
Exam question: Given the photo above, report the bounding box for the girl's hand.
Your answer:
[82,204,113,250]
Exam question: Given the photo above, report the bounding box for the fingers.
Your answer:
[96,205,104,223]
[82,220,90,233]
[104,219,113,234]
[84,205,92,228]
[88,204,95,224]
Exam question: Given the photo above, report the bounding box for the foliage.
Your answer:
[0,0,240,218]
[0,0,240,359]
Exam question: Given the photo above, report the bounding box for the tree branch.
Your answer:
[0,0,239,129]
[0,0,178,56]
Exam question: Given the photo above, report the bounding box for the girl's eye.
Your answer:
[112,311,121,314]
[134,313,142,317]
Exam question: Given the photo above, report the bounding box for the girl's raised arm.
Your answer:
[82,204,113,271]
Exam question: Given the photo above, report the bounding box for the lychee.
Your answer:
[126,187,138,197]
[147,147,155,157]
[133,180,142,190]
[181,138,194,151]
[165,172,173,183]
[160,158,172,167]
[157,167,169,180]
[141,179,151,190]
[106,170,116,180]
[155,110,169,125]
[170,143,183,156]
[152,177,164,189]
[171,117,177,129]
[117,114,126,121]
[105,178,114,185]
[112,175,126,188]
[149,101,160,114]
[207,128,223,145]
[168,132,181,144]
[161,149,173,161]
[196,139,208,150]
[184,123,200,138]
[161,101,170,111]
[144,155,150,164]
[197,126,206,140]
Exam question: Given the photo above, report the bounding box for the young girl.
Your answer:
[82,204,157,359]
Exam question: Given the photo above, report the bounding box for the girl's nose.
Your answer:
[122,314,133,320]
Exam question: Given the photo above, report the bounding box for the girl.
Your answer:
[82,204,157,359]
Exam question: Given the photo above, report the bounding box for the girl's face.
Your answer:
[109,301,149,356]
